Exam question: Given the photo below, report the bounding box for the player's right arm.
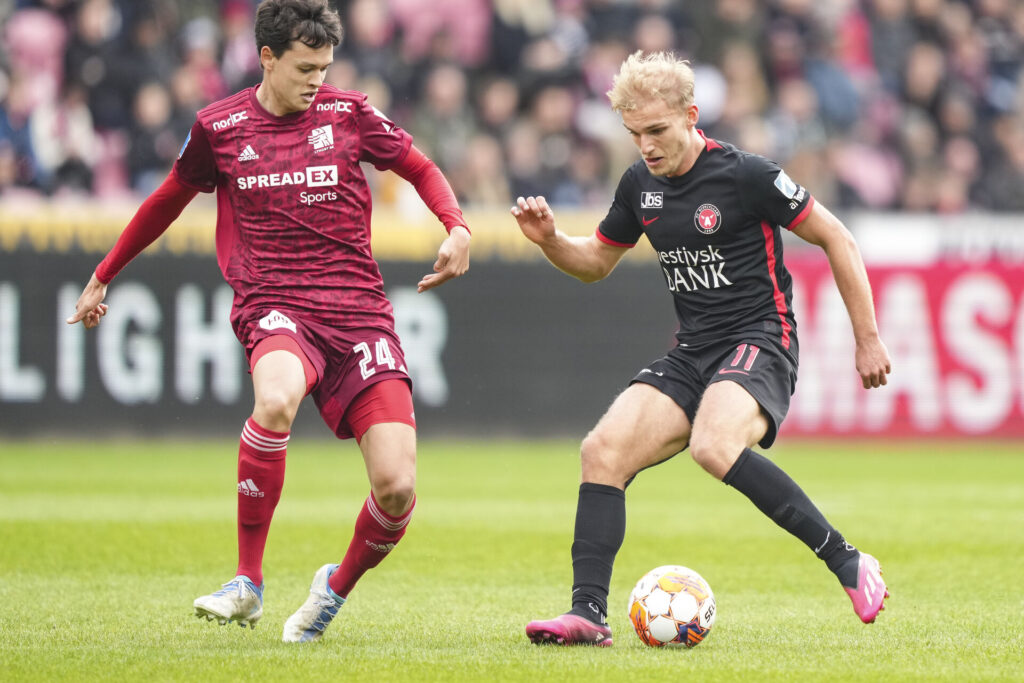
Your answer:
[66,172,199,328]
[67,120,214,328]
[511,195,628,283]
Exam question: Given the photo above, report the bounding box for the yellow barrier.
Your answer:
[0,200,654,261]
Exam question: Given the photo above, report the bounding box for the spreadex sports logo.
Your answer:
[236,165,339,205]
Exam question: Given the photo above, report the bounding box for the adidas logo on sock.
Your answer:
[238,478,264,497]
[365,540,396,554]
[238,144,259,161]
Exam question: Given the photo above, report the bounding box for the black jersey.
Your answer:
[598,132,813,357]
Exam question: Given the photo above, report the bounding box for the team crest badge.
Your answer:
[694,204,721,234]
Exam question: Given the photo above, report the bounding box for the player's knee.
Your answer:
[688,430,735,480]
[254,389,301,427]
[373,474,416,517]
[580,429,628,484]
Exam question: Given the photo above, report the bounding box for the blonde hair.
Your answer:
[607,51,695,113]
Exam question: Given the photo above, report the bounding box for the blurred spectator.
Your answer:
[63,0,131,130]
[29,81,99,194]
[220,1,261,92]
[0,74,41,190]
[408,62,476,172]
[127,81,178,194]
[450,132,511,206]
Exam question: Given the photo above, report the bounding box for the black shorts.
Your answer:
[630,334,798,448]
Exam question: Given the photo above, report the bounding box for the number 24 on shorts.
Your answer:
[354,338,403,379]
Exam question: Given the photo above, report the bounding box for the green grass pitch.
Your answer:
[1,438,1022,681]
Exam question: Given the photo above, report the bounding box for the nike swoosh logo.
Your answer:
[642,216,660,226]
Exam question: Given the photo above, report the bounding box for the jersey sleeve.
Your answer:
[738,153,814,230]
[172,120,218,193]
[597,168,642,247]
[391,145,467,233]
[356,98,413,171]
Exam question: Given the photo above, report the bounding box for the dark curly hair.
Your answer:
[254,0,343,59]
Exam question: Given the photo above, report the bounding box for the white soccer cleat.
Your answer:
[282,563,345,642]
[193,575,263,629]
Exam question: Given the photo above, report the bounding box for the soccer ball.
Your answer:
[628,565,716,647]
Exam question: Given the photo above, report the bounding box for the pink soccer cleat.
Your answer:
[526,613,613,646]
[844,552,889,623]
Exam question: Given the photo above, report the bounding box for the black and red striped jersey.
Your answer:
[597,131,813,355]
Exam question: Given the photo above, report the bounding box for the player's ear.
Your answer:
[259,45,276,71]
[686,104,699,127]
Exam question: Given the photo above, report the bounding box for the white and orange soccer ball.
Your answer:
[628,565,716,648]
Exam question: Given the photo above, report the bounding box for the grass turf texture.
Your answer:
[1,439,1021,682]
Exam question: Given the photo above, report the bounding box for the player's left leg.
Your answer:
[690,380,887,623]
[282,380,416,642]
[527,382,691,646]
[195,339,313,629]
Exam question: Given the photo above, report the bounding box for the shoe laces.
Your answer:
[213,578,253,599]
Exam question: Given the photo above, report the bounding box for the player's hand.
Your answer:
[65,273,109,329]
[511,196,556,245]
[856,335,892,389]
[418,225,470,292]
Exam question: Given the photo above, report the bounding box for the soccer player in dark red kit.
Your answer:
[511,51,891,646]
[66,0,471,643]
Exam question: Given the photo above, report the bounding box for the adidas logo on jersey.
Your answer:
[238,478,264,497]
[238,145,259,161]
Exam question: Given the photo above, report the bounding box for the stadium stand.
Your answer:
[1,0,1022,211]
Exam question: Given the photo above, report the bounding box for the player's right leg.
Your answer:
[526,383,690,646]
[283,380,417,642]
[195,336,314,628]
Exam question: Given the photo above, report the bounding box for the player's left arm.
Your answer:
[791,202,892,389]
[391,145,471,292]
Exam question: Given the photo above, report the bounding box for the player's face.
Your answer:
[259,41,333,116]
[621,98,700,177]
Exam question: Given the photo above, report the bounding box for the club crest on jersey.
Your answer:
[640,192,663,209]
[308,125,334,152]
[694,204,722,234]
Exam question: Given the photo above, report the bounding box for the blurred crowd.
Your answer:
[1,0,1023,212]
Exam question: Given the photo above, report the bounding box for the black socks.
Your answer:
[724,448,860,587]
[569,482,625,623]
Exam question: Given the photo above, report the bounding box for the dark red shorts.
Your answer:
[238,308,414,440]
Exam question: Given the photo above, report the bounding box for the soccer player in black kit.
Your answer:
[511,51,892,646]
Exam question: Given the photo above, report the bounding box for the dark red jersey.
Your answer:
[173,84,413,331]
[597,132,814,356]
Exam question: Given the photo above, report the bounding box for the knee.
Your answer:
[373,472,416,516]
[580,429,627,485]
[688,430,737,480]
[254,388,301,429]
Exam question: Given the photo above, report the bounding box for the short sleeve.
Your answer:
[738,154,813,230]
[357,99,413,171]
[172,121,218,193]
[597,168,642,247]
